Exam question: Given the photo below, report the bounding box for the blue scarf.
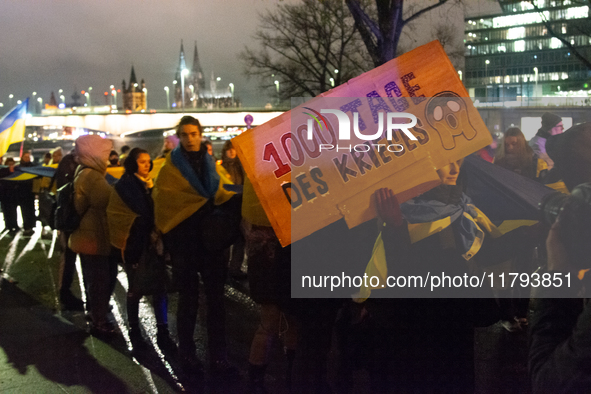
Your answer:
[400,193,482,256]
[171,145,220,199]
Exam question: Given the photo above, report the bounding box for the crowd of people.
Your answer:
[0,112,590,393]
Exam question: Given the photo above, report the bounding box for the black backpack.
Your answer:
[54,181,81,232]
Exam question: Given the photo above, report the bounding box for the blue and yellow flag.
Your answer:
[0,99,28,156]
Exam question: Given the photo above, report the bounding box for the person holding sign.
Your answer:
[365,159,544,393]
[153,116,238,376]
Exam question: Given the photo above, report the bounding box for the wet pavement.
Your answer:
[0,224,533,393]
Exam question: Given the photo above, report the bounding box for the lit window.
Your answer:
[507,26,525,39]
[514,40,525,52]
[550,37,562,49]
[566,6,589,20]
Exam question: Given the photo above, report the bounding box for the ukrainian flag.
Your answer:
[0,99,28,157]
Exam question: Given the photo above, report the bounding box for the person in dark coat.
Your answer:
[529,122,591,393]
[153,116,238,375]
[55,152,85,310]
[107,148,175,353]
[366,159,543,393]
[16,151,37,235]
[220,140,246,278]
[0,158,19,232]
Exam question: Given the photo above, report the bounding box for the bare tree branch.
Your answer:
[240,0,372,102]
[345,0,454,66]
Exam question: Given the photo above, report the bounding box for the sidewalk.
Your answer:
[0,229,180,393]
[0,225,533,393]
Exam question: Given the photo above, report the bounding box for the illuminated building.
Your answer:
[173,40,236,109]
[464,0,591,100]
[122,66,147,112]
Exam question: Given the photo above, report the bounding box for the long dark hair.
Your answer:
[495,127,536,178]
[123,148,153,174]
[221,140,244,185]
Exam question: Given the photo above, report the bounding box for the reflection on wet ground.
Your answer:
[0,224,531,393]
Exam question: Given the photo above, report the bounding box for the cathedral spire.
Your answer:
[178,39,187,73]
[129,65,138,87]
[192,41,205,90]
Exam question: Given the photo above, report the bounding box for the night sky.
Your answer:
[0,0,281,112]
[0,0,499,114]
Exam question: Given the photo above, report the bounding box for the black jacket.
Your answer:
[529,276,591,393]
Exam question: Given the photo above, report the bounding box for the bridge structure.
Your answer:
[24,109,286,136]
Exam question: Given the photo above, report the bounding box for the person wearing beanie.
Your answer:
[545,122,591,191]
[529,112,563,169]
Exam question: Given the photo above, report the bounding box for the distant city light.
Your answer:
[58,103,66,109]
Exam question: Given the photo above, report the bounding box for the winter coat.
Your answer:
[69,135,113,256]
[529,277,591,393]
[107,173,154,264]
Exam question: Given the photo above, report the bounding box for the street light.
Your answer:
[329,77,335,87]
[17,100,22,105]
[60,95,65,104]
[228,83,234,106]
[37,97,43,113]
[32,92,37,113]
[458,70,463,81]
[164,86,170,109]
[109,85,115,107]
[9,94,13,107]
[88,87,92,106]
[533,67,539,96]
[485,60,490,98]
[181,68,189,111]
[85,92,90,106]
[111,89,117,109]
[143,87,148,109]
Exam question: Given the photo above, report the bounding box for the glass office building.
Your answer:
[463,0,591,100]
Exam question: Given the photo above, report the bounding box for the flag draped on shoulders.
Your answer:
[0,99,28,157]
[153,147,234,234]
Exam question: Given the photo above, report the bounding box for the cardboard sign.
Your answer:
[233,41,492,247]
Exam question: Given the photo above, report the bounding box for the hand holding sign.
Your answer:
[233,41,492,246]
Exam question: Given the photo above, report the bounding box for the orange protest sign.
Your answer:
[233,41,492,247]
